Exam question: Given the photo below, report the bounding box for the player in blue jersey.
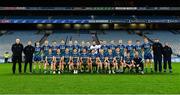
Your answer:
[59,40,66,54]
[66,41,74,53]
[33,41,43,73]
[134,40,143,58]
[80,48,89,72]
[86,41,91,53]
[44,49,55,74]
[114,47,124,73]
[109,40,116,53]
[98,49,107,73]
[42,40,51,62]
[142,38,153,73]
[125,40,135,60]
[100,40,109,54]
[54,49,64,74]
[116,40,125,60]
[63,48,72,72]
[73,40,80,53]
[123,53,135,73]
[105,49,116,74]
[89,49,98,73]
[71,48,80,74]
[51,41,59,56]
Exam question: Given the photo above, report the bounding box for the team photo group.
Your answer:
[11,37,173,75]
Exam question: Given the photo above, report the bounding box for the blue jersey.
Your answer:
[51,45,59,56]
[64,52,71,64]
[59,45,66,53]
[142,43,152,55]
[125,56,133,64]
[34,46,42,57]
[81,53,89,62]
[47,53,53,63]
[56,53,62,63]
[109,44,116,52]
[135,45,143,58]
[72,52,79,63]
[89,53,98,62]
[116,44,125,56]
[79,46,88,53]
[42,45,51,56]
[106,53,115,62]
[101,45,109,53]
[126,45,135,58]
[99,53,106,62]
[66,45,73,53]
[114,51,122,60]
[73,45,80,52]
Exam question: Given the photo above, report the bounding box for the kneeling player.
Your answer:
[72,48,80,74]
[123,53,135,73]
[80,48,89,72]
[44,49,55,74]
[133,52,144,74]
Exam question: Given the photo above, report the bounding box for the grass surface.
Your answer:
[0,63,180,94]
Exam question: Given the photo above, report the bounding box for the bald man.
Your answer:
[11,38,24,74]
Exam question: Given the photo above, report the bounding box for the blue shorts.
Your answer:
[144,53,153,60]
[82,59,88,64]
[34,56,41,61]
[64,58,69,64]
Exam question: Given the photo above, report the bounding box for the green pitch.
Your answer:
[0,63,180,94]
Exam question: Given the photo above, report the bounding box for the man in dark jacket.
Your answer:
[152,39,163,73]
[23,41,35,73]
[11,38,24,74]
[163,42,173,73]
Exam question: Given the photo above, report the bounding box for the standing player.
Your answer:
[86,41,91,53]
[109,40,116,53]
[134,40,143,58]
[101,40,109,54]
[51,41,59,56]
[80,48,89,72]
[44,49,55,74]
[59,40,66,54]
[33,42,42,73]
[71,48,80,74]
[116,40,125,72]
[73,40,80,52]
[142,38,153,73]
[42,40,51,63]
[125,40,135,60]
[66,41,74,53]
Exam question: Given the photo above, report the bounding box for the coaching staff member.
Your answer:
[152,39,163,73]
[163,42,173,73]
[23,41,35,73]
[11,38,23,74]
